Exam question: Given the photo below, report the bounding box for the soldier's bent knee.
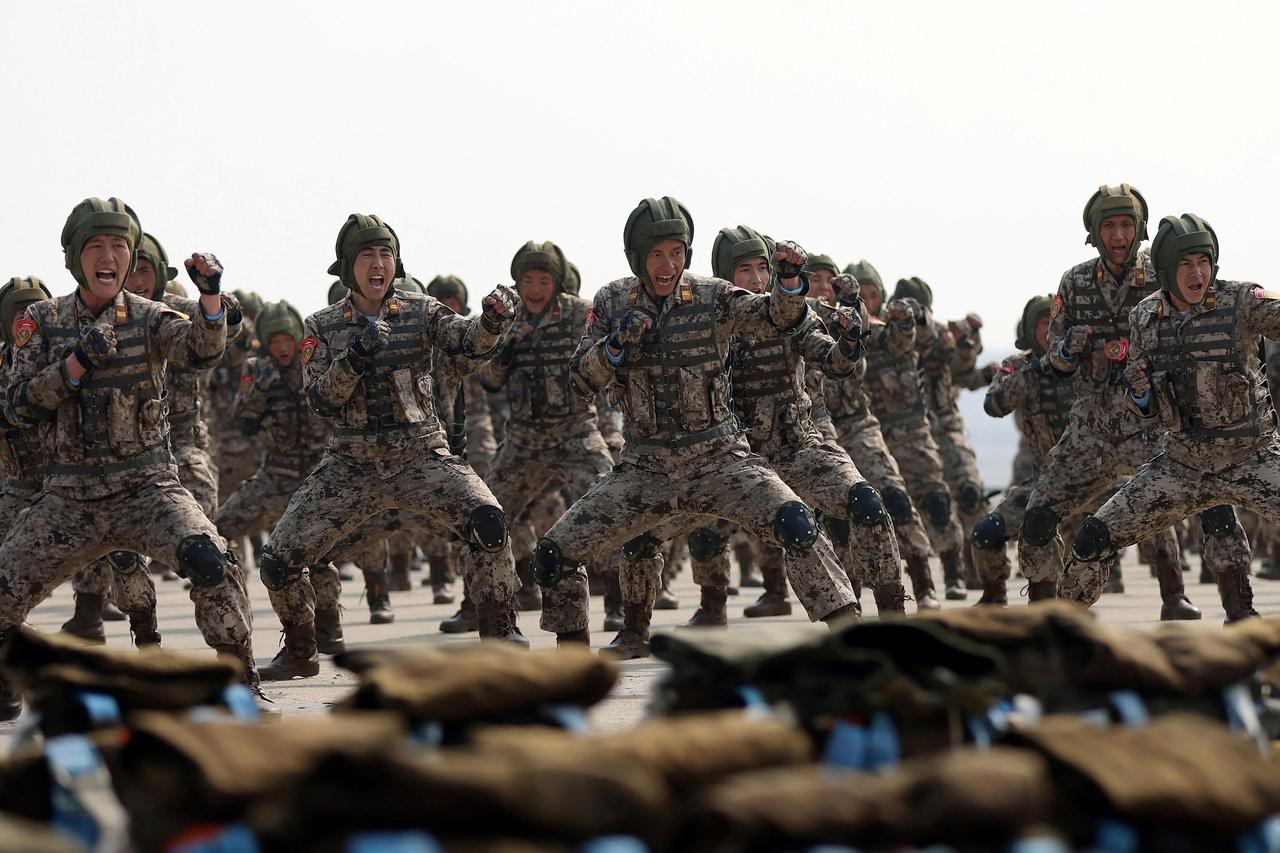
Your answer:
[621,532,661,560]
[971,513,1009,551]
[467,504,508,553]
[1022,506,1060,547]
[176,534,229,589]
[533,537,581,588]
[957,482,983,515]
[824,516,851,547]
[1072,517,1112,561]
[258,549,304,591]
[882,487,913,525]
[687,527,726,562]
[105,551,144,574]
[848,482,889,527]
[774,501,819,552]
[1199,504,1237,538]
[922,491,952,529]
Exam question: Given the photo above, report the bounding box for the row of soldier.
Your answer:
[0,186,1274,709]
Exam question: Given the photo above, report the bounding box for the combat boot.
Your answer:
[215,644,277,716]
[743,562,791,618]
[822,602,861,628]
[364,569,395,624]
[685,586,728,627]
[557,628,590,648]
[601,603,652,660]
[127,610,161,647]
[315,607,346,655]
[476,601,529,648]
[428,552,455,605]
[941,548,967,601]
[387,550,412,593]
[440,595,478,633]
[1155,557,1201,621]
[258,622,320,681]
[515,558,542,612]
[603,572,624,632]
[974,578,1007,607]
[61,593,107,644]
[735,540,763,589]
[103,599,126,622]
[655,578,679,610]
[1026,579,1057,601]
[1217,565,1259,624]
[872,582,907,616]
[905,554,940,611]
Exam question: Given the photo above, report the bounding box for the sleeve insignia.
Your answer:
[13,317,35,348]
[300,336,319,364]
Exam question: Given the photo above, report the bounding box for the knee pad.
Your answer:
[1022,506,1061,547]
[467,504,508,553]
[881,486,913,525]
[687,527,727,562]
[922,490,952,529]
[1199,504,1237,538]
[105,551,143,574]
[824,515,851,547]
[848,482,889,527]
[1072,517,1113,561]
[176,533,229,589]
[258,549,304,592]
[621,532,661,560]
[957,481,984,515]
[971,513,1009,551]
[533,537,580,588]
[774,501,819,552]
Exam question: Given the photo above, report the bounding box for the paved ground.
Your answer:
[6,547,1279,738]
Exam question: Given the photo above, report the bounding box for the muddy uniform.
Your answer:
[0,289,255,659]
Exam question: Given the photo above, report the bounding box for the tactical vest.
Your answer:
[730,316,818,451]
[814,303,872,423]
[506,296,594,430]
[864,344,926,429]
[165,365,210,450]
[1146,283,1275,442]
[612,280,737,458]
[0,351,47,495]
[260,363,328,478]
[40,293,171,494]
[1020,357,1076,457]
[1066,257,1158,387]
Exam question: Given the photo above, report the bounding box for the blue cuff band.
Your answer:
[1058,342,1078,364]
[1131,390,1151,409]
[777,279,806,295]
[202,305,226,322]
[604,342,626,366]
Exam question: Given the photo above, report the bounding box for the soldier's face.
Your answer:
[808,269,837,304]
[1035,315,1051,352]
[731,257,770,293]
[270,333,298,366]
[518,269,556,316]
[1099,215,1136,266]
[353,245,395,302]
[125,258,156,297]
[859,283,882,315]
[645,240,685,297]
[79,235,132,303]
[1173,252,1213,308]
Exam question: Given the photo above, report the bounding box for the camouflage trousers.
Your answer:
[881,419,964,555]
[0,474,253,649]
[973,479,1093,584]
[542,451,857,627]
[618,515,736,608]
[934,414,1010,580]
[262,450,517,626]
[1059,446,1277,606]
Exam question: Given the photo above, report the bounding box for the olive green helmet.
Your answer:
[711,225,771,282]
[165,280,189,299]
[1083,183,1149,265]
[326,213,404,294]
[0,276,51,346]
[427,275,470,315]
[564,261,582,296]
[395,274,426,295]
[803,253,840,277]
[844,260,884,302]
[1015,294,1055,355]
[510,241,567,291]
[327,279,346,306]
[1151,213,1219,296]
[135,232,178,301]
[623,196,693,286]
[891,276,933,309]
[60,197,142,287]
[255,299,305,348]
[232,290,264,319]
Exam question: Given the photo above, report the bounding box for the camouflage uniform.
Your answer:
[209,315,263,504]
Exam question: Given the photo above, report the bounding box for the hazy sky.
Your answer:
[3,0,1277,360]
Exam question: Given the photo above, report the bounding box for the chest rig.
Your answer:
[864,343,926,428]
[1021,357,1076,456]
[263,362,329,476]
[730,312,816,448]
[1068,258,1158,387]
[507,297,592,429]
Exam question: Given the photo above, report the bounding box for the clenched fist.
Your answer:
[1062,324,1092,357]
[609,310,653,351]
[184,252,223,295]
[1124,356,1152,399]
[481,284,518,333]
[76,325,117,369]
[885,298,921,328]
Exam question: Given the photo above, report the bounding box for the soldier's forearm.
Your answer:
[766,288,808,332]
[307,358,362,414]
[570,340,614,398]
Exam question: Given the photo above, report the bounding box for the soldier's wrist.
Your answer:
[343,350,368,374]
[604,339,626,366]
[70,347,96,374]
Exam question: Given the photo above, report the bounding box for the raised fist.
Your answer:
[351,318,390,359]
[1063,324,1092,357]
[75,325,117,369]
[481,284,518,332]
[184,252,223,295]
[885,298,921,328]
[1124,356,1152,399]
[609,310,653,351]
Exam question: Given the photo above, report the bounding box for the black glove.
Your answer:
[185,253,223,296]
[346,319,389,373]
[72,326,117,372]
[607,310,652,352]
[254,362,280,390]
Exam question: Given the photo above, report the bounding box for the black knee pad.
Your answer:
[105,551,143,574]
[957,481,984,515]
[1072,517,1113,561]
[176,533,229,589]
[687,527,727,562]
[848,482,889,527]
[533,537,581,587]
[774,501,819,552]
[971,513,1009,551]
[467,504,508,553]
[1022,506,1061,547]
[922,490,952,530]
[258,549,304,592]
[824,516,851,547]
[881,486,913,525]
[1199,504,1237,538]
[621,532,661,560]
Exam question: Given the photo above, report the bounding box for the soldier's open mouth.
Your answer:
[94,270,117,284]
[655,274,675,288]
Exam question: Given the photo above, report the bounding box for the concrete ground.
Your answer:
[6,547,1278,737]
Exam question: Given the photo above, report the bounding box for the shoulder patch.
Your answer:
[239,371,254,395]
[1050,294,1063,319]
[300,336,319,364]
[1255,286,1280,302]
[586,306,596,326]
[13,317,35,348]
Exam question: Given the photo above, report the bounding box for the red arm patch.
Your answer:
[1050,294,1064,320]
[238,372,254,395]
[12,317,35,348]
[300,336,318,364]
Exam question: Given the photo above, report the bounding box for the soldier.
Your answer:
[1058,213,1264,623]
[0,197,261,697]
[1019,185,1235,619]
[479,241,614,645]
[534,196,858,655]
[255,214,519,679]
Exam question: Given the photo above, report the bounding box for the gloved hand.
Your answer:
[885,298,918,329]
[772,240,808,292]
[831,273,858,305]
[480,284,518,333]
[1062,324,1092,358]
[73,325,117,371]
[184,252,224,296]
[832,303,865,345]
[255,361,280,390]
[346,319,390,373]
[608,310,653,352]
[1124,355,1152,400]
